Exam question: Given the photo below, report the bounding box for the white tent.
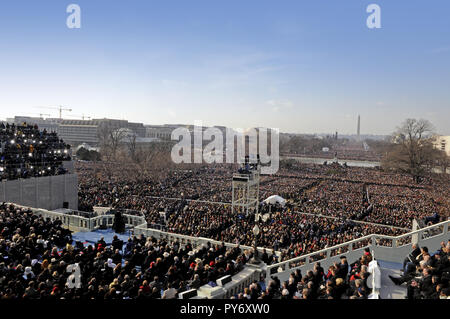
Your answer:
[263,195,286,206]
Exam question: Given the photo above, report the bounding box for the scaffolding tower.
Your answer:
[231,157,261,216]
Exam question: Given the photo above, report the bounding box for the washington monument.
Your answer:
[357,115,361,141]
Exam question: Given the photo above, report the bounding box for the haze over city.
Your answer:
[0,0,449,135]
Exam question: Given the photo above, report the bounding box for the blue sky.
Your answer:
[0,0,449,134]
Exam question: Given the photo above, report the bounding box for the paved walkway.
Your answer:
[377,260,407,299]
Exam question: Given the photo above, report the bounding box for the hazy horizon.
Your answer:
[0,113,425,137]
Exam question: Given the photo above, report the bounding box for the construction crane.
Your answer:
[35,106,72,119]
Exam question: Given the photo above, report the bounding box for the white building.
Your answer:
[433,135,450,156]
[7,116,146,147]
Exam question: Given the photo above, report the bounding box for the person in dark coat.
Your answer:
[419,268,434,298]
[403,244,421,272]
[112,211,126,233]
[337,256,349,281]
[389,262,417,285]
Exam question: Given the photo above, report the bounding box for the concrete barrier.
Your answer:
[0,173,78,210]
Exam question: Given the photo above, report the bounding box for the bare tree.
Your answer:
[126,133,138,163]
[109,129,127,159]
[382,119,436,182]
[134,141,174,174]
[97,124,127,161]
[97,124,110,151]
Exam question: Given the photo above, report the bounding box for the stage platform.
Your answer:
[72,228,132,249]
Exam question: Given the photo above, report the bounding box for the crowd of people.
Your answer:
[0,203,255,299]
[0,122,71,181]
[2,199,448,300]
[282,147,382,162]
[75,160,449,262]
[216,206,404,261]
[236,249,376,299]
[389,241,450,299]
[237,241,450,300]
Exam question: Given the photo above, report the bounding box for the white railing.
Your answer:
[264,219,449,284]
[196,267,262,299]
[222,267,262,299]
[11,204,146,232]
[133,222,274,254]
[16,206,92,231]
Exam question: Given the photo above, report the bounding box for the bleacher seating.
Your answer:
[0,122,71,181]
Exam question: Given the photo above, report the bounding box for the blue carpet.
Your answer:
[72,229,132,248]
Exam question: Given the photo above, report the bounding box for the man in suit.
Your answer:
[389,262,417,285]
[111,235,123,251]
[403,244,421,273]
[143,250,154,270]
[419,268,434,298]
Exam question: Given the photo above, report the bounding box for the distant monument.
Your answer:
[357,115,361,141]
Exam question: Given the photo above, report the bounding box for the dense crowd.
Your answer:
[0,203,254,299]
[238,241,450,299]
[75,161,449,262]
[1,201,448,299]
[236,249,376,299]
[1,150,449,300]
[0,122,71,181]
[217,206,404,261]
[389,241,450,299]
[282,147,382,161]
[76,162,235,211]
